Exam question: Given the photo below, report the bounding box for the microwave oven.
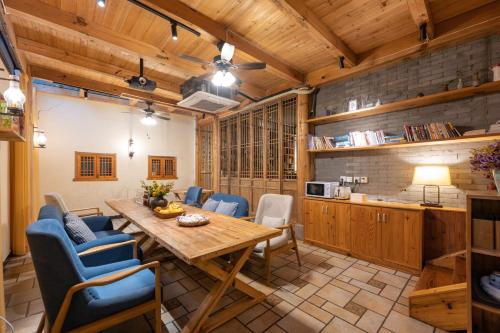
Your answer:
[305,181,339,198]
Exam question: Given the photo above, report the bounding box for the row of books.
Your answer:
[404,122,461,142]
[308,130,408,150]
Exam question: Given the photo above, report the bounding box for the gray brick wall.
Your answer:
[313,34,500,208]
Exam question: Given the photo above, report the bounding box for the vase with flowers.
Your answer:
[141,180,174,209]
[470,142,500,192]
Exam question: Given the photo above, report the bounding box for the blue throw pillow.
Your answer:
[202,198,220,211]
[64,213,97,244]
[215,201,239,216]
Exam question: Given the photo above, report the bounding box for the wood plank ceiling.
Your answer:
[2,0,499,106]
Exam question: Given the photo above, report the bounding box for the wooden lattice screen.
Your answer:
[266,102,279,179]
[282,96,297,180]
[199,123,213,189]
[253,108,264,179]
[240,112,251,178]
[228,116,238,178]
[219,118,228,178]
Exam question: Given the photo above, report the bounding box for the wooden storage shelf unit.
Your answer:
[308,133,500,154]
[466,192,500,333]
[306,81,500,125]
[0,126,24,141]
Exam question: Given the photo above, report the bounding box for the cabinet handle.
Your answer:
[383,213,387,223]
[326,206,329,214]
[377,212,381,222]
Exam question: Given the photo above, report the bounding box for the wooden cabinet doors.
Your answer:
[381,208,423,270]
[350,205,381,259]
[304,199,326,243]
[325,202,351,251]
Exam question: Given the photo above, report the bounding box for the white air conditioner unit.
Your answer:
[177,91,240,113]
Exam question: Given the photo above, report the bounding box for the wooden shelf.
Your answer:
[472,248,500,258]
[0,127,25,142]
[306,81,500,125]
[472,301,500,315]
[308,133,500,154]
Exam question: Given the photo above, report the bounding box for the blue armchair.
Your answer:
[27,219,161,332]
[38,205,140,266]
[184,186,203,207]
[209,193,249,218]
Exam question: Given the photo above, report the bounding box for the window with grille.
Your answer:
[199,123,213,189]
[74,152,117,181]
[282,96,297,180]
[266,103,279,179]
[220,119,228,178]
[148,156,177,180]
[253,109,264,179]
[228,116,238,178]
[240,112,250,178]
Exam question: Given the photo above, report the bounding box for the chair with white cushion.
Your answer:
[44,192,103,218]
[251,194,301,282]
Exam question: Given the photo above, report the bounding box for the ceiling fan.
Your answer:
[180,42,266,87]
[123,101,170,126]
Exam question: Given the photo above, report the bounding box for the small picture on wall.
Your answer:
[348,99,357,112]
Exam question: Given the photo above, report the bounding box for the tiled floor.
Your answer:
[2,241,447,333]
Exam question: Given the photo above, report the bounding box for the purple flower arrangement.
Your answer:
[470,142,500,178]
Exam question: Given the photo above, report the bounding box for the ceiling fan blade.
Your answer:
[155,114,171,121]
[180,54,213,65]
[220,42,235,61]
[234,62,267,70]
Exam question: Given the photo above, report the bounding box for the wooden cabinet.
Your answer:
[351,205,380,259]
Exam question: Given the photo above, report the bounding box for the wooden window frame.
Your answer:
[148,155,177,180]
[74,152,117,181]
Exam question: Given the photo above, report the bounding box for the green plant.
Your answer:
[141,180,174,199]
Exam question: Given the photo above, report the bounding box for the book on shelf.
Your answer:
[308,130,394,150]
[404,122,461,142]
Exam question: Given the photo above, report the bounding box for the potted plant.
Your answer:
[141,180,174,209]
[470,142,500,192]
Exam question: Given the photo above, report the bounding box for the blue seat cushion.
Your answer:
[94,230,123,239]
[209,193,249,218]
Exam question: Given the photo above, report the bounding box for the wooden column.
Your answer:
[296,93,312,225]
[0,242,4,333]
[212,116,220,192]
[195,116,201,186]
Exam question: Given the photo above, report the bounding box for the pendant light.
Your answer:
[141,113,157,126]
[128,138,135,158]
[212,70,236,87]
[33,127,47,148]
[3,75,26,114]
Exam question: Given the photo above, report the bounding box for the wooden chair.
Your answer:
[44,192,103,217]
[249,194,301,282]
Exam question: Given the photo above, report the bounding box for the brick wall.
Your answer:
[313,34,500,208]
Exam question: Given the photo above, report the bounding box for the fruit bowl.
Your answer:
[153,203,185,219]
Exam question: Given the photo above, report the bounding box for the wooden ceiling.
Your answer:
[3,0,500,106]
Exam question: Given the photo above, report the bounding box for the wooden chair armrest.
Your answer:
[275,224,292,230]
[239,216,256,221]
[78,239,138,259]
[71,207,103,217]
[52,261,160,332]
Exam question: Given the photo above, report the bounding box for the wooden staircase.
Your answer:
[409,251,467,331]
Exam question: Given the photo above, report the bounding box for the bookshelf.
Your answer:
[306,81,500,126]
[466,192,500,333]
[308,133,500,154]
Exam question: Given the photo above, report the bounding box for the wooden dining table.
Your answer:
[106,199,281,333]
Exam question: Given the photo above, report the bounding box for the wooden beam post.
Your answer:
[407,0,434,39]
[296,93,311,226]
[277,0,357,66]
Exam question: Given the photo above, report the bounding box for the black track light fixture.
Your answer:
[97,0,106,8]
[171,22,178,41]
[419,23,428,42]
[338,56,345,69]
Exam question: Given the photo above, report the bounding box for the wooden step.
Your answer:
[414,264,455,291]
[426,250,465,270]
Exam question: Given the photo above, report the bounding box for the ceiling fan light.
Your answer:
[222,71,236,87]
[220,42,235,61]
[211,71,225,86]
[141,114,157,126]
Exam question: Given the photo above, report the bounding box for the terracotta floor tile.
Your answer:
[368,263,396,274]
[297,301,333,323]
[178,276,199,291]
[264,324,286,333]
[330,278,360,294]
[373,271,407,288]
[271,300,295,317]
[336,274,352,283]
[6,302,28,322]
[380,285,402,301]
[7,288,41,307]
[323,317,364,333]
[323,266,343,278]
[294,283,319,299]
[276,308,324,333]
[10,313,43,333]
[265,294,283,307]
[272,266,302,282]
[393,302,410,316]
[307,295,326,308]
[356,310,385,333]
[161,305,187,323]
[321,301,360,324]
[246,310,281,333]
[301,253,327,266]
[383,310,434,333]
[177,288,207,312]
[27,298,44,316]
[396,271,411,279]
[211,319,252,333]
[343,266,374,283]
[273,289,303,306]
[316,284,354,307]
[352,290,394,316]
[237,304,268,324]
[249,279,276,296]
[367,279,386,289]
[344,301,367,317]
[325,256,353,269]
[352,263,378,274]
[299,270,331,288]
[350,279,381,294]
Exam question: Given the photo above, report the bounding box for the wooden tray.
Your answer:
[153,210,185,219]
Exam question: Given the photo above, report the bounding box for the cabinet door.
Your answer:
[381,208,423,270]
[304,199,325,243]
[350,205,380,259]
[324,202,351,251]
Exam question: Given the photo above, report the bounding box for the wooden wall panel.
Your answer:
[424,209,466,261]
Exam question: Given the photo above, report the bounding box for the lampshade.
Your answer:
[3,75,26,112]
[412,166,451,186]
[141,114,157,126]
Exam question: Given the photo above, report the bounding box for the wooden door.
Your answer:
[304,199,325,244]
[351,205,381,259]
[381,208,423,270]
[324,202,351,251]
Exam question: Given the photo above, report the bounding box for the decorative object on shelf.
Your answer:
[404,122,460,142]
[417,92,424,97]
[470,142,500,192]
[348,99,357,111]
[141,180,174,209]
[2,75,26,114]
[456,71,464,89]
[412,165,451,207]
[153,202,185,219]
[176,214,210,227]
[480,272,500,302]
[33,127,47,148]
[491,64,500,82]
[473,72,481,87]
[128,138,135,158]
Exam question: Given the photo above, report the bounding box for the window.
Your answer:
[74,152,117,181]
[148,156,177,180]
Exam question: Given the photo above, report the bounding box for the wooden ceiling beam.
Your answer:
[276,0,357,66]
[407,0,435,39]
[17,37,183,100]
[140,0,305,83]
[307,1,500,87]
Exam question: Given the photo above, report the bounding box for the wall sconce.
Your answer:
[128,138,135,158]
[412,165,451,207]
[33,127,47,148]
[0,75,26,116]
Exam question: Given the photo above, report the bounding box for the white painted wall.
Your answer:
[37,92,196,215]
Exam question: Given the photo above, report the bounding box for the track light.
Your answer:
[338,56,345,69]
[419,23,428,41]
[171,22,178,41]
[97,0,106,8]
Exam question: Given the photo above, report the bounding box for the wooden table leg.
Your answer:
[182,247,255,333]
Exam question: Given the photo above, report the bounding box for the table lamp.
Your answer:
[412,165,451,207]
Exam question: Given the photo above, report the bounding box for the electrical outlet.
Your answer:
[360,176,368,184]
[346,176,353,183]
[354,177,361,184]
